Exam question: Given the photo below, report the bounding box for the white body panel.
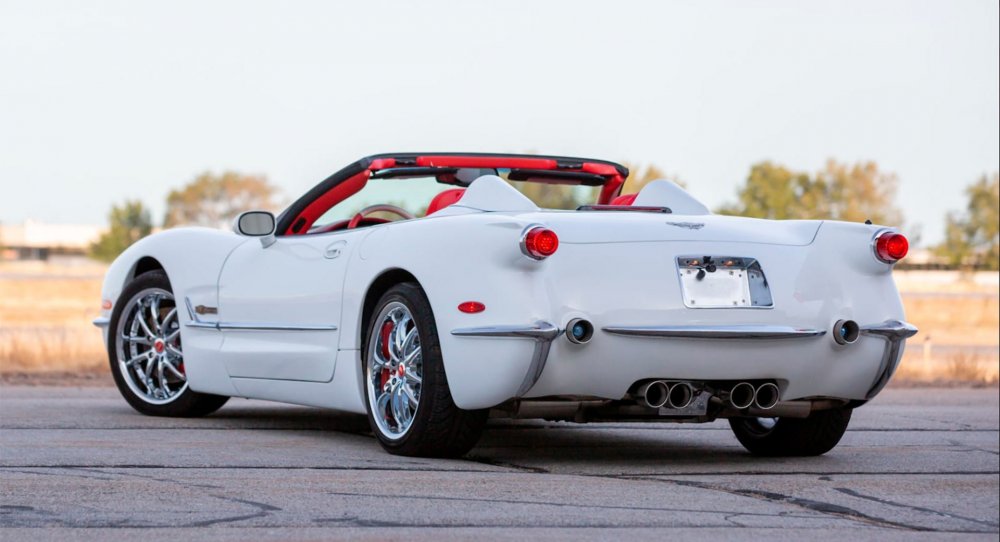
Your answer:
[98,176,913,415]
[217,235,350,383]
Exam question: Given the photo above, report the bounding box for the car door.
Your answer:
[215,232,356,382]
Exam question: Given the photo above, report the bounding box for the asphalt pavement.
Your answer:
[1,385,997,541]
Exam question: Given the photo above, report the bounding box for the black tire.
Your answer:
[107,270,229,417]
[362,282,487,457]
[728,407,852,457]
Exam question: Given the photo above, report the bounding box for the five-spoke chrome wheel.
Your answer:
[115,287,187,405]
[365,301,423,439]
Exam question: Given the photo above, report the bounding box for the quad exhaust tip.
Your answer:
[729,382,756,409]
[639,380,670,408]
[833,319,860,345]
[667,382,695,409]
[753,382,780,410]
[641,381,778,411]
[728,381,781,410]
[565,318,594,345]
[639,380,697,409]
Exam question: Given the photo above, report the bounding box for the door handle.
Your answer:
[324,240,347,259]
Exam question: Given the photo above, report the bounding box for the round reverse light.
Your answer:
[521,227,559,260]
[457,301,486,314]
[875,232,909,263]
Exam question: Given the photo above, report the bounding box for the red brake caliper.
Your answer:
[379,320,393,401]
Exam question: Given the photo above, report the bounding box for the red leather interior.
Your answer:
[286,170,371,234]
[610,193,637,206]
[425,188,466,215]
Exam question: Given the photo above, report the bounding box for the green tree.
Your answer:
[164,171,282,228]
[813,159,902,225]
[89,200,153,262]
[717,161,812,219]
[719,159,903,225]
[934,173,1000,270]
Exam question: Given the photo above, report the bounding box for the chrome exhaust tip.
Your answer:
[667,382,696,409]
[729,382,755,409]
[833,319,860,345]
[753,382,780,410]
[639,380,670,409]
[565,318,594,345]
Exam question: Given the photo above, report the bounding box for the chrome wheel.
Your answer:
[366,301,423,440]
[115,287,187,405]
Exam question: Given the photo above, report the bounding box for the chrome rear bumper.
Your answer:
[452,319,917,402]
[451,321,559,397]
[602,325,826,340]
[861,320,918,399]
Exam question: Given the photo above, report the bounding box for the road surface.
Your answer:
[1,386,997,540]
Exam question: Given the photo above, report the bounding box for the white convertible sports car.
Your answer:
[94,153,917,457]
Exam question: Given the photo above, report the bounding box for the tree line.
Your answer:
[89,162,999,271]
[89,172,282,261]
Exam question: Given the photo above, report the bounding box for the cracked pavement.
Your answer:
[1,386,997,540]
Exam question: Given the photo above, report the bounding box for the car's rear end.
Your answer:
[438,209,916,422]
[372,163,919,456]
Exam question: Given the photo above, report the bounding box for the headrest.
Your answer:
[425,188,466,216]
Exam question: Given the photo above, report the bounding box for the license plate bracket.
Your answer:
[676,256,773,309]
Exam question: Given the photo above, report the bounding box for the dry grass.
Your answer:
[0,326,106,373]
[0,273,106,373]
[895,352,999,386]
[901,295,999,346]
[1,264,998,386]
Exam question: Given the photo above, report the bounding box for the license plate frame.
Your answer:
[676,256,773,309]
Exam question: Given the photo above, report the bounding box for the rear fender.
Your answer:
[342,215,552,408]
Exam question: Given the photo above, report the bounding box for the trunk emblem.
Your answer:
[666,221,704,230]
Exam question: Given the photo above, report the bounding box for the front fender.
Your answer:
[96,227,247,397]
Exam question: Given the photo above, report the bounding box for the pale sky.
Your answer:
[1,0,997,245]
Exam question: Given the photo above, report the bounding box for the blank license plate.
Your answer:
[676,256,773,309]
[679,267,751,308]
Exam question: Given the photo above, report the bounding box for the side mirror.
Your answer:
[234,211,277,248]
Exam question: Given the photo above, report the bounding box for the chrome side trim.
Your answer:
[451,322,560,340]
[183,297,337,332]
[602,325,826,339]
[861,319,918,399]
[217,322,338,331]
[92,316,110,328]
[451,321,560,397]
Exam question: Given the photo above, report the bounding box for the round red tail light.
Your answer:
[521,227,559,260]
[875,232,909,263]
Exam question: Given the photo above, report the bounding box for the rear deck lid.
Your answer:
[517,211,823,246]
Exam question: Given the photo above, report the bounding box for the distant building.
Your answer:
[0,220,104,262]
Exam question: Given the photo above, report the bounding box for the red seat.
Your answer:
[610,193,637,206]
[426,188,466,215]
